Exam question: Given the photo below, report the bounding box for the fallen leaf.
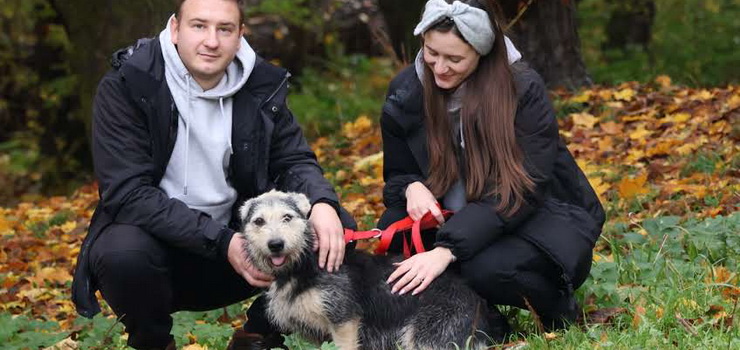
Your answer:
[615,88,636,101]
[655,75,672,88]
[618,173,650,199]
[43,337,78,350]
[571,112,599,129]
[632,305,646,328]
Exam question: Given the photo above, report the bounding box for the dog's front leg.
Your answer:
[330,318,361,350]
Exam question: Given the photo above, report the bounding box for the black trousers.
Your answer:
[90,208,357,350]
[378,206,575,323]
[89,223,269,349]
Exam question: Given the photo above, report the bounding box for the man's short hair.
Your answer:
[175,0,245,25]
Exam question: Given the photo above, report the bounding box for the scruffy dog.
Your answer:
[238,190,509,350]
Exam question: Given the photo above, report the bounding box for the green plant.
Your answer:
[289,54,395,138]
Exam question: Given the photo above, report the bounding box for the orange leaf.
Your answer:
[655,75,672,88]
[599,121,623,135]
[618,173,650,199]
[632,305,646,328]
[570,112,599,129]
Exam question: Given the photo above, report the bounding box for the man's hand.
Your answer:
[405,181,445,224]
[309,202,345,273]
[386,247,454,295]
[227,234,274,288]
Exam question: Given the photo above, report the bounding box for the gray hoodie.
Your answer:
[158,15,257,225]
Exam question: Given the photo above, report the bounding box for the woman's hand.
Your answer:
[405,181,445,224]
[386,247,455,296]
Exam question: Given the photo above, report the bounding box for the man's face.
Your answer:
[171,0,245,89]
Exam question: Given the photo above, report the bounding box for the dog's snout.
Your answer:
[267,239,285,253]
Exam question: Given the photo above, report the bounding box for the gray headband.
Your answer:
[413,0,495,56]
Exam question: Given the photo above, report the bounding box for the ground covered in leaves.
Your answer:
[1,77,738,349]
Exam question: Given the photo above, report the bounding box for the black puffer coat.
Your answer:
[380,62,606,291]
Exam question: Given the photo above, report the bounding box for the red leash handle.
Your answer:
[344,208,454,258]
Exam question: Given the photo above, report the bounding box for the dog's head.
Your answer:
[238,190,313,275]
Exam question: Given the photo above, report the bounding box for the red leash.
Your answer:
[344,209,454,258]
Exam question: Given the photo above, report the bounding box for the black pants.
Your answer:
[91,208,357,350]
[89,224,269,349]
[378,206,575,322]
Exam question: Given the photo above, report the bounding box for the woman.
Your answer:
[380,0,605,330]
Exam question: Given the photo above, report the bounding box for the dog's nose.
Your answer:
[267,239,285,253]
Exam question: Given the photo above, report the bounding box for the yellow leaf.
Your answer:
[0,212,12,236]
[665,113,691,124]
[629,125,652,140]
[587,176,610,203]
[727,93,740,109]
[692,89,713,101]
[544,332,559,340]
[618,173,650,199]
[655,307,664,319]
[183,345,208,350]
[569,90,592,103]
[614,88,636,101]
[341,115,373,139]
[646,141,675,157]
[675,143,699,156]
[570,112,599,129]
[59,220,77,234]
[353,152,383,173]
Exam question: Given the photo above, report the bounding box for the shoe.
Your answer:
[540,292,580,331]
[226,330,287,350]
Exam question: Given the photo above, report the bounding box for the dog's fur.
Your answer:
[238,190,509,350]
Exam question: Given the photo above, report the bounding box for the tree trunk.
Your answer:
[603,0,656,52]
[501,0,591,89]
[377,0,427,63]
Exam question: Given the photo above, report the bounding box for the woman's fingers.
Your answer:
[387,261,411,284]
[429,204,445,224]
[411,274,435,295]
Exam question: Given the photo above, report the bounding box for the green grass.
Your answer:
[2,212,737,349]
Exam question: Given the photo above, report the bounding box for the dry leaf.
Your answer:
[618,173,650,199]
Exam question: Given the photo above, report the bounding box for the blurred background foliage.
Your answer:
[0,0,737,204]
[579,0,739,86]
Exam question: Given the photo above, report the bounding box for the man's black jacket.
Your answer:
[72,38,339,318]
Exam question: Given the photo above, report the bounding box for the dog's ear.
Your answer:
[289,193,312,217]
[239,197,258,223]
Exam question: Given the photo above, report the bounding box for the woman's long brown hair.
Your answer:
[422,0,535,217]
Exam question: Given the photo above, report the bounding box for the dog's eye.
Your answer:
[253,217,265,226]
[282,214,293,222]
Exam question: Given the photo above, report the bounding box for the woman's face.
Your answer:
[422,30,481,90]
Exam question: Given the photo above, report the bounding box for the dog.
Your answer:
[238,190,509,350]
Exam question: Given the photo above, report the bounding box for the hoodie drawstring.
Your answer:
[183,74,192,196]
[219,97,233,155]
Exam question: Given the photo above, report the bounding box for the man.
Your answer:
[71,0,354,349]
